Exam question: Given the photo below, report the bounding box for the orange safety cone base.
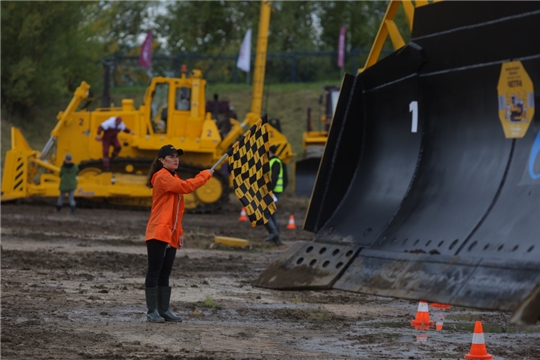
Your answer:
[464,353,492,360]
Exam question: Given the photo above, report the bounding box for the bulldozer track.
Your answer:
[78,157,230,213]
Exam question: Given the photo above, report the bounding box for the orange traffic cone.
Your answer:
[436,321,443,331]
[286,214,297,229]
[410,301,434,330]
[238,208,248,222]
[464,321,493,360]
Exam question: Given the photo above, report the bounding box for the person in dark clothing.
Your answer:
[265,145,285,246]
[95,116,135,171]
[56,153,79,214]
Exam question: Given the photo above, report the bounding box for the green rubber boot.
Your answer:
[145,287,165,323]
[157,286,183,322]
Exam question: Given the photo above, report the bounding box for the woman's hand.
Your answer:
[207,169,215,175]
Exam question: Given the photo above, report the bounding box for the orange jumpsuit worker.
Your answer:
[144,144,214,323]
[95,116,134,171]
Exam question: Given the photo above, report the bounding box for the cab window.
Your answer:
[150,83,168,133]
[176,87,191,111]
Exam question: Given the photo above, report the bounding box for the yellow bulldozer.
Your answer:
[1,1,293,212]
[294,85,340,198]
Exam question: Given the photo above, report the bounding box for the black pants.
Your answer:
[270,192,281,229]
[145,239,177,288]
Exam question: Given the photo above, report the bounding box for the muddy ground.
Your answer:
[1,196,540,359]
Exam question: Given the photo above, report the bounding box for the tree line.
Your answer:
[1,1,401,116]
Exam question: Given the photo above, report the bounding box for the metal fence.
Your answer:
[104,49,382,86]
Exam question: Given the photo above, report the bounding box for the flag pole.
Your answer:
[211,153,229,171]
[210,114,267,171]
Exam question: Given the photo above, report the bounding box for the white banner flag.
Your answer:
[237,29,252,73]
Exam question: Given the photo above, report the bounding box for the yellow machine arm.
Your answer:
[219,0,272,152]
[40,81,91,160]
[219,1,294,164]
[250,0,271,117]
[360,0,442,72]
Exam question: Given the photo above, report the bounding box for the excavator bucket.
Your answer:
[256,1,540,324]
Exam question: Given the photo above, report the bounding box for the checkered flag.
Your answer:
[227,114,276,227]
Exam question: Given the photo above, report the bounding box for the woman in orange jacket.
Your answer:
[144,144,214,323]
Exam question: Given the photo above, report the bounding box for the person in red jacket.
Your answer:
[95,116,135,171]
[144,144,214,323]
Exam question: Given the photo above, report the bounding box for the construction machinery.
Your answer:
[256,1,540,324]
[1,1,293,212]
[206,93,238,139]
[294,85,340,197]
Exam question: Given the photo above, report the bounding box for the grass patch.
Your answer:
[280,306,341,323]
[371,321,412,329]
[197,295,220,308]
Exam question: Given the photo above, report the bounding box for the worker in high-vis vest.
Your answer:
[265,145,284,246]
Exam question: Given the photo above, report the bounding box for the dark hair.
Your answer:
[146,157,163,188]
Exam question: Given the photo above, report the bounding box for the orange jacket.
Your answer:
[145,168,212,248]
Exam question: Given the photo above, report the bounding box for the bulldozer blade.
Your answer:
[303,72,360,234]
[335,251,540,323]
[1,128,39,202]
[293,157,321,198]
[258,1,540,323]
[254,241,362,290]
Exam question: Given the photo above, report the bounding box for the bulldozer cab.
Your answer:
[148,81,172,133]
[144,71,208,140]
[148,81,193,133]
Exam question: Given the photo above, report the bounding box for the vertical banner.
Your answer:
[139,30,153,70]
[237,29,252,73]
[497,60,534,138]
[337,26,345,68]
